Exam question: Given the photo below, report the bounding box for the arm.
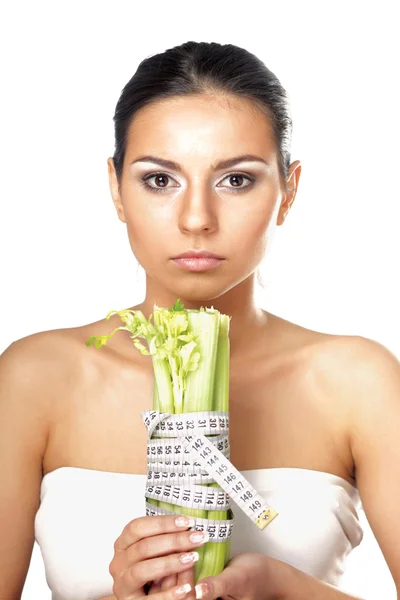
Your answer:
[278,560,372,599]
[201,336,400,600]
[0,336,52,600]
[192,552,370,600]
[284,336,400,599]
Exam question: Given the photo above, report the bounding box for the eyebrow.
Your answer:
[129,154,270,171]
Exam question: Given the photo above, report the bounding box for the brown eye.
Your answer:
[229,174,244,186]
[218,173,255,193]
[140,171,256,195]
[154,174,169,187]
[140,172,178,194]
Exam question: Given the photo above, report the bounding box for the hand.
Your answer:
[191,552,288,600]
[108,514,209,599]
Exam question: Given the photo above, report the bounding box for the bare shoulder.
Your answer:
[0,328,91,598]
[0,328,82,451]
[292,329,400,434]
[1,328,76,411]
[3,326,90,398]
[0,317,121,427]
[265,312,399,425]
[266,311,397,378]
[300,331,399,390]
[314,333,400,422]
[3,311,133,383]
[2,309,148,430]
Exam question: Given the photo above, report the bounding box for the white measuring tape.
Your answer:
[141,410,279,542]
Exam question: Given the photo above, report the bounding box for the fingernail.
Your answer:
[175,515,196,528]
[175,583,192,598]
[179,550,199,564]
[195,582,209,599]
[189,530,210,544]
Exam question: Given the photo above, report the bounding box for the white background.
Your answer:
[1,1,399,598]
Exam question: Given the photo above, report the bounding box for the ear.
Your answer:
[107,157,126,224]
[277,159,302,226]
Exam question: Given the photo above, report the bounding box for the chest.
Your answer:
[44,345,353,484]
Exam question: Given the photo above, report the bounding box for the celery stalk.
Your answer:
[183,309,221,413]
[147,381,161,509]
[85,300,232,584]
[197,313,231,581]
[149,305,207,518]
[181,309,221,580]
[154,308,221,579]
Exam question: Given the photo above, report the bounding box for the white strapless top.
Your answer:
[34,466,364,600]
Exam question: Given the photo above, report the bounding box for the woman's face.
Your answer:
[108,93,300,302]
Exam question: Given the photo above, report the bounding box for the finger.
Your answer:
[148,573,177,596]
[143,580,195,600]
[127,527,209,565]
[120,550,200,596]
[176,567,196,600]
[114,514,195,552]
[161,573,177,591]
[193,573,233,600]
[159,582,195,600]
[147,576,164,595]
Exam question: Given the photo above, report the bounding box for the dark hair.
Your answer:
[113,41,294,289]
[112,40,293,194]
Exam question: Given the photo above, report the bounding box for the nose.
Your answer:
[177,181,218,235]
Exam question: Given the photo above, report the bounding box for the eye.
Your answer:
[218,173,256,193]
[140,172,178,194]
[139,171,256,194]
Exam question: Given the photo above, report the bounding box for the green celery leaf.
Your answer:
[172,298,185,311]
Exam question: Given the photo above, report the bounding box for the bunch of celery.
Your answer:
[86,299,232,582]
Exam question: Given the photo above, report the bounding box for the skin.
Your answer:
[35,93,355,600]
[97,93,328,599]
[2,92,399,599]
[105,92,304,599]
[107,92,302,361]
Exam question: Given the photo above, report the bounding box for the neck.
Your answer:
[129,273,269,360]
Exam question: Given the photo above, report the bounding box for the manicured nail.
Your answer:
[175,583,192,598]
[179,551,200,564]
[175,515,196,527]
[189,530,210,544]
[195,582,209,599]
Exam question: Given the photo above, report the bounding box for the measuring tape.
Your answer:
[141,410,279,542]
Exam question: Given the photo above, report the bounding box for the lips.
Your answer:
[172,256,224,271]
[172,249,224,260]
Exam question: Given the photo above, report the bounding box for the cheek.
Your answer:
[123,202,169,262]
[229,203,275,257]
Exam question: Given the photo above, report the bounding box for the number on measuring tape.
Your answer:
[141,409,279,537]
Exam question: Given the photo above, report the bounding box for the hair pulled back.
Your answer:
[112,41,293,193]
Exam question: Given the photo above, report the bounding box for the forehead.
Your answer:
[125,93,276,159]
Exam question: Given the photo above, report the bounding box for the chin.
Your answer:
[165,278,239,304]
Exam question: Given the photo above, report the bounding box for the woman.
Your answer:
[1,40,399,600]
